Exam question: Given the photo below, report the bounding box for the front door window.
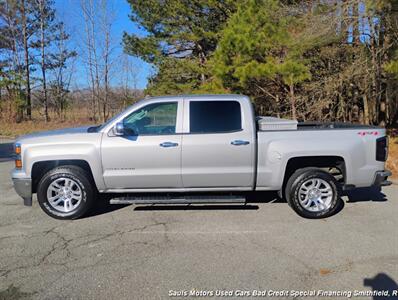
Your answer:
[123,102,177,135]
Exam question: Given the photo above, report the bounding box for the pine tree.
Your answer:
[210,0,310,119]
[0,0,33,121]
[123,0,237,95]
[20,0,39,120]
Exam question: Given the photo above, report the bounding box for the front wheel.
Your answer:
[285,168,342,219]
[37,166,95,220]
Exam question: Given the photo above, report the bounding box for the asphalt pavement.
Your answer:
[0,139,397,299]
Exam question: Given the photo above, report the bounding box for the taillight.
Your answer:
[376,136,388,161]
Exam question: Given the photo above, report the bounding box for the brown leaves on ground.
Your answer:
[0,108,95,138]
[387,138,398,181]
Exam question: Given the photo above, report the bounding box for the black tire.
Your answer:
[284,167,342,219]
[37,165,95,220]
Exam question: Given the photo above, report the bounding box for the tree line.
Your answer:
[0,0,77,122]
[1,0,397,127]
[0,0,142,124]
[124,0,398,126]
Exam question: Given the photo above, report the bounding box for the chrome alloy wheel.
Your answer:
[298,178,333,212]
[46,178,82,213]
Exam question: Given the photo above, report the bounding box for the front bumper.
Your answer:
[11,168,32,206]
[373,170,392,187]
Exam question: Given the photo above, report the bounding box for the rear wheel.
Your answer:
[285,168,342,219]
[37,166,95,220]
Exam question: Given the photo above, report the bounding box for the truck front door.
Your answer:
[101,100,183,190]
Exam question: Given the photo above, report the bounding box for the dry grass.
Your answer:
[0,108,102,138]
[387,137,398,180]
[0,119,93,137]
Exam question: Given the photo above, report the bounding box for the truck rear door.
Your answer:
[181,98,255,189]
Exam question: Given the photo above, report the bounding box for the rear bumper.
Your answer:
[373,170,392,187]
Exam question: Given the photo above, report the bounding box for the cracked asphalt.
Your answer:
[0,157,398,299]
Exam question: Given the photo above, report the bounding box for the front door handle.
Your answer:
[231,140,250,146]
[160,142,179,148]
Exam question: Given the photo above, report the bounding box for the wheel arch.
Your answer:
[283,156,346,187]
[31,160,97,193]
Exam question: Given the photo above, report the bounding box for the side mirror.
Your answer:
[114,122,125,136]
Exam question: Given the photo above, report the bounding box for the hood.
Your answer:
[16,126,93,143]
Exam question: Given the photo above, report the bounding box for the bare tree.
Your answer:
[35,0,54,121]
[80,0,116,122]
[119,53,141,108]
[80,0,99,122]
[20,0,32,119]
[49,22,77,120]
[99,0,116,121]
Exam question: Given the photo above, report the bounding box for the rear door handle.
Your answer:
[160,142,179,148]
[231,140,250,146]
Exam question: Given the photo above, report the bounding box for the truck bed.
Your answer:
[297,122,378,130]
[256,116,379,131]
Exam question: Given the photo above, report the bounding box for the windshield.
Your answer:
[95,103,138,132]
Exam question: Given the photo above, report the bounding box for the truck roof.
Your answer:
[143,94,249,102]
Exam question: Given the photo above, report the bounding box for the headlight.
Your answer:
[15,143,21,155]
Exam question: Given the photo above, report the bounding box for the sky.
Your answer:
[54,0,152,90]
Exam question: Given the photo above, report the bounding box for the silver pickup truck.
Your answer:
[11,94,391,219]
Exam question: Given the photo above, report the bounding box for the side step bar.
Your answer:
[110,195,246,205]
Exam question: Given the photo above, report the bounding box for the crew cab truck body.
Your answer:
[11,95,391,219]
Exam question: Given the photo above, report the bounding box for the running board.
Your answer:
[110,195,246,205]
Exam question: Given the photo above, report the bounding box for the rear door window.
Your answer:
[189,101,242,133]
